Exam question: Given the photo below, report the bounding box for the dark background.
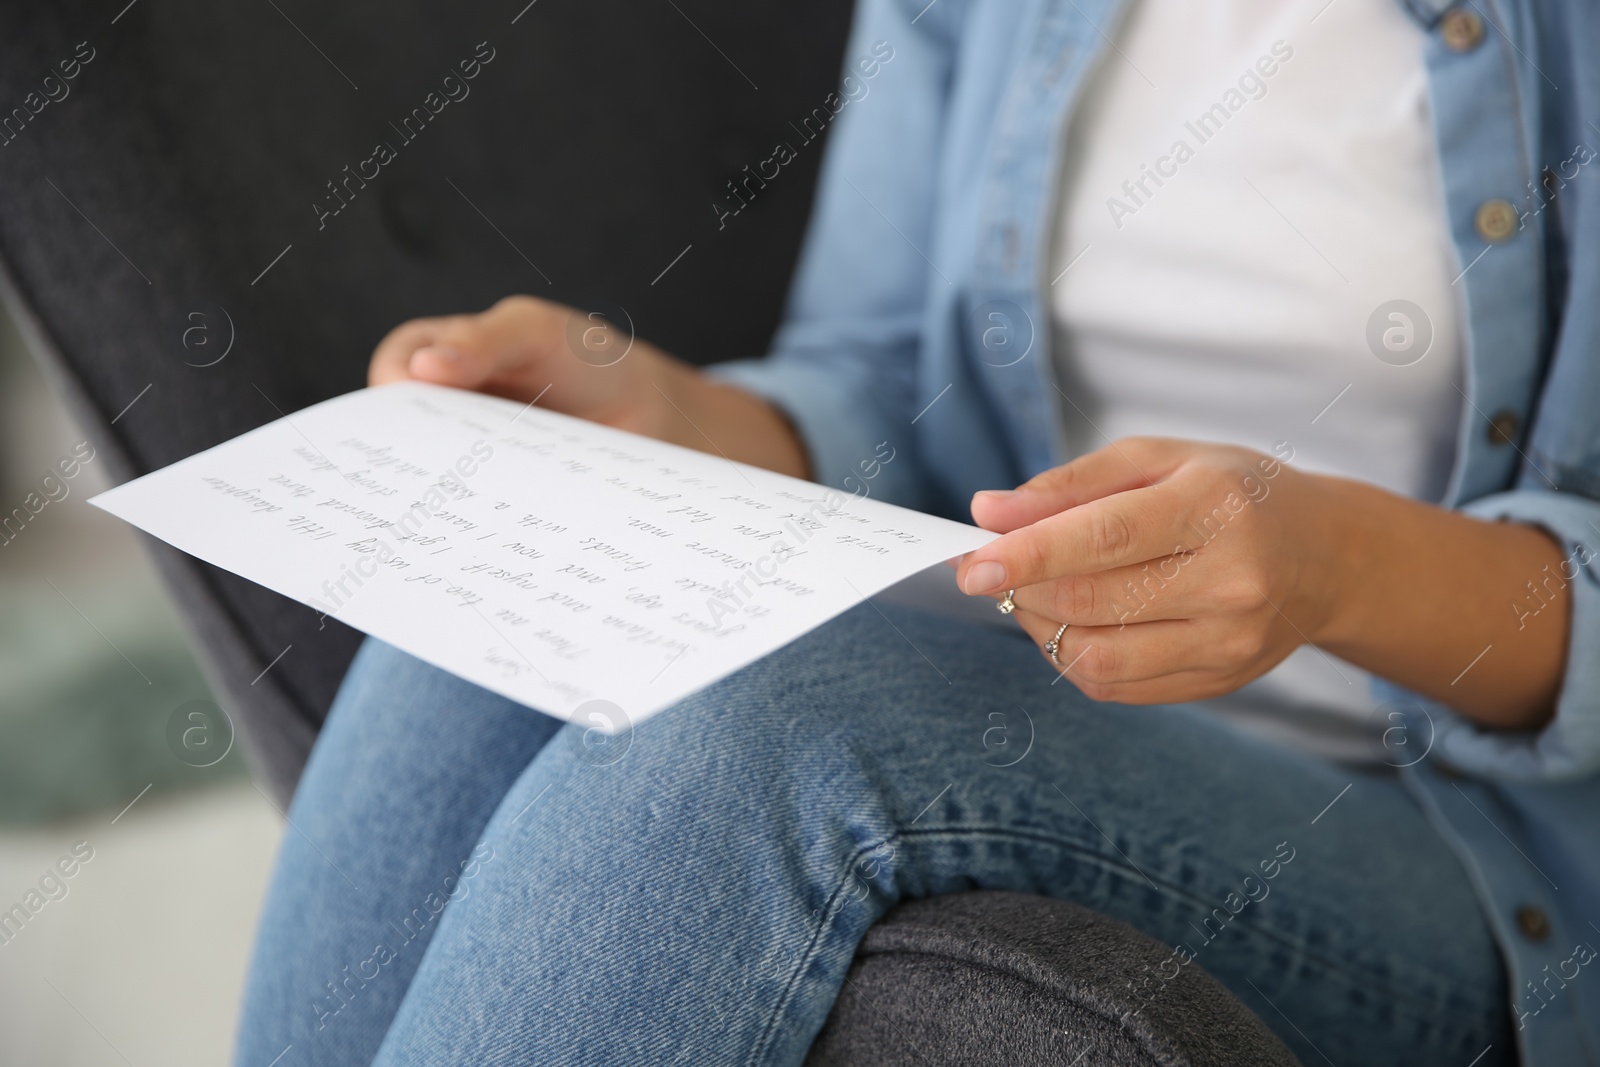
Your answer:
[0,3,855,1059]
[0,0,855,756]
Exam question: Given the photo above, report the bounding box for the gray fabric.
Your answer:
[0,0,853,804]
[2,253,325,802]
[806,891,1302,1067]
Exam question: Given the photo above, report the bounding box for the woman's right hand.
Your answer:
[367,295,812,479]
[368,295,680,438]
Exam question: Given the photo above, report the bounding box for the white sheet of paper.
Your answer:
[90,382,997,728]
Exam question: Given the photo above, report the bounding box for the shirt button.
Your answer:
[1487,409,1521,446]
[1515,905,1551,942]
[1441,9,1486,52]
[1475,199,1520,242]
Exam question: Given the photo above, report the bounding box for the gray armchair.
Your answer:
[0,3,1296,1063]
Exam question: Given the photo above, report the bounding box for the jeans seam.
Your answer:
[907,824,1498,1025]
[747,827,905,1065]
[748,823,1494,1063]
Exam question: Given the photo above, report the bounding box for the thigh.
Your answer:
[232,638,563,1067]
[373,602,1511,1067]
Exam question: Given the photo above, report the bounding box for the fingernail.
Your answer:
[974,489,1018,503]
[964,560,1007,595]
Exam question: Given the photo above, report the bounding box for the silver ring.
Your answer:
[1043,623,1069,665]
[997,589,1017,615]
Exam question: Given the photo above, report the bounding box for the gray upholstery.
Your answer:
[0,0,852,803]
[807,892,1300,1067]
[2,5,1295,1063]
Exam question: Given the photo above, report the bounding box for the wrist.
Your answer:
[625,351,810,478]
[1299,472,1382,650]
[594,342,692,442]
[1290,474,1567,729]
[639,351,725,455]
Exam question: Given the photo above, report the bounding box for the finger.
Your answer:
[369,318,450,386]
[1006,551,1211,626]
[970,437,1188,533]
[1011,608,1069,665]
[368,297,560,398]
[1014,610,1261,704]
[368,313,501,390]
[1011,610,1143,682]
[407,300,549,392]
[1062,669,1249,706]
[1047,618,1236,685]
[1017,614,1254,687]
[1012,610,1131,681]
[959,483,1186,595]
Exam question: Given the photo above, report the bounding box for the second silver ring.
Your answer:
[1043,623,1069,666]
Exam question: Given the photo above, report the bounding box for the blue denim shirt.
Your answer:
[711,0,1600,1061]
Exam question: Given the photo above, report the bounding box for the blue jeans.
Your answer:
[233,602,1512,1066]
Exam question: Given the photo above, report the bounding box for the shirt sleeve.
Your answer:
[1379,487,1600,782]
[706,0,966,513]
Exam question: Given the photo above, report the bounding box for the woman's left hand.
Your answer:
[955,437,1347,705]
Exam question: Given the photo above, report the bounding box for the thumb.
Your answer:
[368,313,500,390]
[407,323,501,390]
[407,297,564,395]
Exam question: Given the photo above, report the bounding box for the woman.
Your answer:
[234,0,1600,1063]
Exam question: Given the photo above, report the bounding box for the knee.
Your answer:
[646,606,909,760]
[335,638,468,721]
[553,606,910,834]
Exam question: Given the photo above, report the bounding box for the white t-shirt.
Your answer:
[1048,0,1464,761]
